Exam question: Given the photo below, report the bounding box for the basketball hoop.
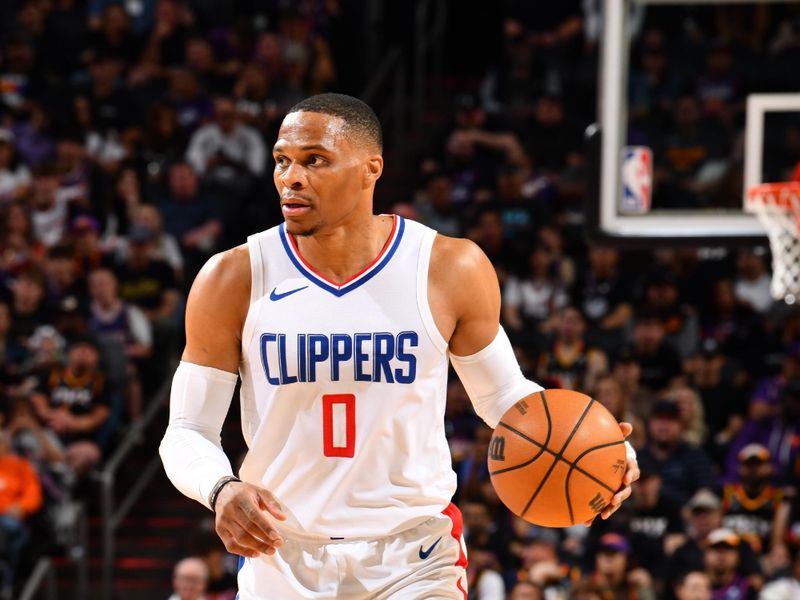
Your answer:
[746,182,800,305]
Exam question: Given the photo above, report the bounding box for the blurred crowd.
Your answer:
[392,3,800,600]
[0,0,344,596]
[2,0,800,599]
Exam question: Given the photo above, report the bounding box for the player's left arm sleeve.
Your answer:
[449,326,543,429]
[450,326,638,461]
[159,361,237,510]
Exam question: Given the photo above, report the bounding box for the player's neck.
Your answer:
[291,214,394,284]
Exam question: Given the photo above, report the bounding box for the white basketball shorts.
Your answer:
[235,503,468,599]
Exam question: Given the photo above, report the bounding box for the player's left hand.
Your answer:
[583,422,639,526]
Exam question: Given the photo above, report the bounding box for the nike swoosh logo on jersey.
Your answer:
[269,285,308,301]
[419,537,442,559]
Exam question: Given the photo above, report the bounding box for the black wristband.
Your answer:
[209,476,241,512]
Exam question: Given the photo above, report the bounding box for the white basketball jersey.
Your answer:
[238,216,455,537]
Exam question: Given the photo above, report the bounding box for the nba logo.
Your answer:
[620,146,653,214]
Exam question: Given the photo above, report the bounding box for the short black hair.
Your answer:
[287,93,383,152]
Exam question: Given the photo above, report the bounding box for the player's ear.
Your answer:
[363,154,383,188]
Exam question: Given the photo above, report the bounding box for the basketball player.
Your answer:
[160,94,640,599]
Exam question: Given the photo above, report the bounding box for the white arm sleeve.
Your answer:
[159,361,237,510]
[449,326,544,428]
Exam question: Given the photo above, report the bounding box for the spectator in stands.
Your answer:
[468,207,519,283]
[30,163,78,248]
[601,453,685,581]
[415,173,461,238]
[669,491,726,582]
[590,533,657,600]
[673,570,712,600]
[0,202,45,277]
[640,269,699,360]
[82,2,141,66]
[142,104,187,191]
[652,95,730,209]
[116,224,180,327]
[629,310,684,392]
[733,249,773,315]
[168,556,209,600]
[466,543,506,600]
[593,374,645,448]
[233,62,283,138]
[0,301,27,395]
[87,267,151,421]
[9,267,48,345]
[720,444,791,556]
[666,385,708,447]
[43,244,86,315]
[503,243,569,343]
[703,529,760,599]
[508,580,541,600]
[191,532,237,600]
[156,162,222,279]
[537,306,607,391]
[7,397,69,504]
[71,215,111,276]
[125,204,184,281]
[760,545,800,600]
[636,400,715,504]
[166,68,213,135]
[0,129,31,203]
[572,246,633,353]
[31,337,110,477]
[186,95,266,180]
[726,379,800,485]
[0,429,42,595]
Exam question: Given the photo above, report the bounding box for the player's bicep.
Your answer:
[445,239,502,356]
[182,249,249,373]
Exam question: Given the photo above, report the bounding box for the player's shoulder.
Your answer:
[189,243,251,308]
[430,233,494,280]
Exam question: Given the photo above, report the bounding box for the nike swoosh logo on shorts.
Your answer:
[419,536,442,559]
[269,285,308,301]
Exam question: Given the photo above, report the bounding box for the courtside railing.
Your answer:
[98,368,173,600]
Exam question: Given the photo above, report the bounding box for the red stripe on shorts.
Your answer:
[442,502,468,599]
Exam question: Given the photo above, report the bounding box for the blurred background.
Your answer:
[1,1,800,599]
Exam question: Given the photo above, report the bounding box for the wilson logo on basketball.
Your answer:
[489,436,506,461]
[515,400,528,415]
[588,493,605,513]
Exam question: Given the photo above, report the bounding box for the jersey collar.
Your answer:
[279,215,405,297]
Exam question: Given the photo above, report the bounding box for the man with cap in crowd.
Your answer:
[636,399,716,504]
[720,444,791,557]
[726,378,800,485]
[702,528,761,599]
[30,336,111,477]
[591,533,657,600]
[668,491,762,590]
[589,453,686,584]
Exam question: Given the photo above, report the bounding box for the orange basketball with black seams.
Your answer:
[487,389,626,528]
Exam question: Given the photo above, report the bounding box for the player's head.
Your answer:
[274,93,383,236]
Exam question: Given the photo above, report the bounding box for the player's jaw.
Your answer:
[281,194,322,236]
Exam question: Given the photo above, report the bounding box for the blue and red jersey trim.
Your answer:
[279,215,405,297]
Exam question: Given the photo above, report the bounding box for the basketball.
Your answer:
[488,389,627,528]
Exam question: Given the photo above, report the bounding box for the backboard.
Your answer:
[593,0,800,245]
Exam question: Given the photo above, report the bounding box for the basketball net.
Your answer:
[746,180,800,304]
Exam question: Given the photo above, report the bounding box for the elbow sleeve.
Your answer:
[159,361,237,509]
[450,326,544,428]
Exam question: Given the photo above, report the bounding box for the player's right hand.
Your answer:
[214,481,287,558]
